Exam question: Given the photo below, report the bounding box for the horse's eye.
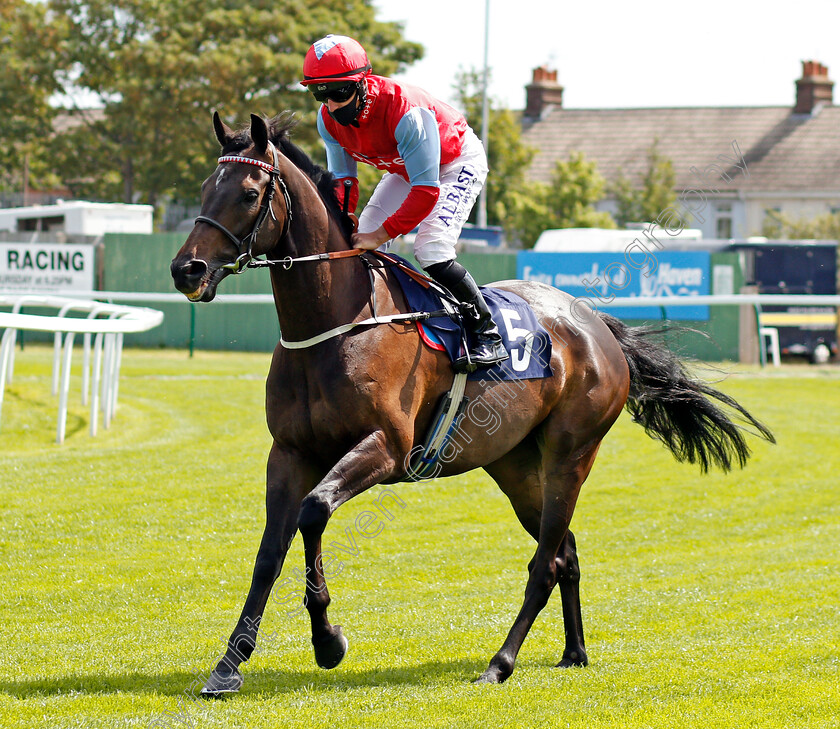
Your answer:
[243,189,260,204]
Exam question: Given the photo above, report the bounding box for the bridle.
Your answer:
[194,143,365,274]
[194,143,293,274]
[190,141,456,349]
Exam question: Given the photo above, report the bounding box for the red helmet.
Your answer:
[301,35,372,86]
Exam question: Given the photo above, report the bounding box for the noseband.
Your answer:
[194,144,293,274]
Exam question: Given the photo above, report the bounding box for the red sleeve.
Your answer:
[333,177,359,214]
[382,185,440,238]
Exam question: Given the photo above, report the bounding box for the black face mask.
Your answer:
[328,96,361,127]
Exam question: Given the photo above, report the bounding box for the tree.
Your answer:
[2,0,422,213]
[454,69,612,248]
[454,70,536,223]
[509,153,615,248]
[760,209,840,240]
[611,139,676,227]
[0,0,68,195]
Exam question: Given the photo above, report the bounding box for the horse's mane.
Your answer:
[220,113,345,226]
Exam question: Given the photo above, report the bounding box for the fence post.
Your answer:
[738,285,760,364]
[189,305,196,358]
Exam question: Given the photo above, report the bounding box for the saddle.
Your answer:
[369,252,554,481]
[373,252,553,382]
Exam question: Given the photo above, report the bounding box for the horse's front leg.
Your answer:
[297,430,399,669]
[202,444,318,697]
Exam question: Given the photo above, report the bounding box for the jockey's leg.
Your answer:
[413,128,505,371]
[424,258,508,372]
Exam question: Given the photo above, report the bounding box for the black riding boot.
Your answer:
[425,260,508,372]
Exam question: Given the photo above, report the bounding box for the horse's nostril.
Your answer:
[170,258,206,281]
[184,259,207,279]
[171,258,208,293]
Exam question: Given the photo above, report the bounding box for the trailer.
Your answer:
[728,240,838,361]
[0,201,153,236]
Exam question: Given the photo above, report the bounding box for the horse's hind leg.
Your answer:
[479,441,600,683]
[555,530,587,667]
[485,441,589,674]
[520,531,587,668]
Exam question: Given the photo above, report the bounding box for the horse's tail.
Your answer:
[600,313,775,472]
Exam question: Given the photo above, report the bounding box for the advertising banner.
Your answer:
[517,251,710,320]
[0,242,95,293]
[517,251,710,321]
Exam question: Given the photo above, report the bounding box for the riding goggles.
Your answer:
[310,82,358,104]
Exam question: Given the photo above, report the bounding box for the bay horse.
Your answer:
[170,113,773,695]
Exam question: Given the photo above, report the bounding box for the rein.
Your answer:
[194,144,293,274]
[254,247,364,271]
[278,251,457,350]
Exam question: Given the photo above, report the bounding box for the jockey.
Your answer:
[301,34,508,372]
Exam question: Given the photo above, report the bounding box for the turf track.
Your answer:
[1,347,837,728]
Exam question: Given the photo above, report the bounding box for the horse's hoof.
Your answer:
[556,649,588,668]
[200,668,243,698]
[473,667,508,684]
[313,626,348,669]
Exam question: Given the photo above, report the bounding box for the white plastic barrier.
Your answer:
[593,294,840,307]
[51,290,840,308]
[0,295,163,443]
[25,290,840,369]
[596,294,840,368]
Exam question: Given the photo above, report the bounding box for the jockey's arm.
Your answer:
[379,107,441,239]
[352,109,442,250]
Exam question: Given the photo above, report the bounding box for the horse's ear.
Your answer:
[250,114,269,155]
[213,111,233,148]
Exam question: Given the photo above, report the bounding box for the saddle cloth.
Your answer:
[380,253,553,381]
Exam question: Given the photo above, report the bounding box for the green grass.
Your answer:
[1,346,838,728]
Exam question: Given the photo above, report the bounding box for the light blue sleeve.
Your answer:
[317,111,358,180]
[394,107,441,187]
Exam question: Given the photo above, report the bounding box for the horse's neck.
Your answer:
[268,169,373,342]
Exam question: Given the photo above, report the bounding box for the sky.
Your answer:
[372,0,840,111]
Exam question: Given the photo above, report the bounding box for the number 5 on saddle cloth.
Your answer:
[377,253,554,480]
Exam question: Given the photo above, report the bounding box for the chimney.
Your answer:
[794,60,833,114]
[525,66,563,118]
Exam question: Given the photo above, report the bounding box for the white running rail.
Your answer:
[36,291,840,307]
[0,295,163,443]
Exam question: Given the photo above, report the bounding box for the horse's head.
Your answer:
[170,112,292,302]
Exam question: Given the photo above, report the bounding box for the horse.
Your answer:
[170,112,774,695]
